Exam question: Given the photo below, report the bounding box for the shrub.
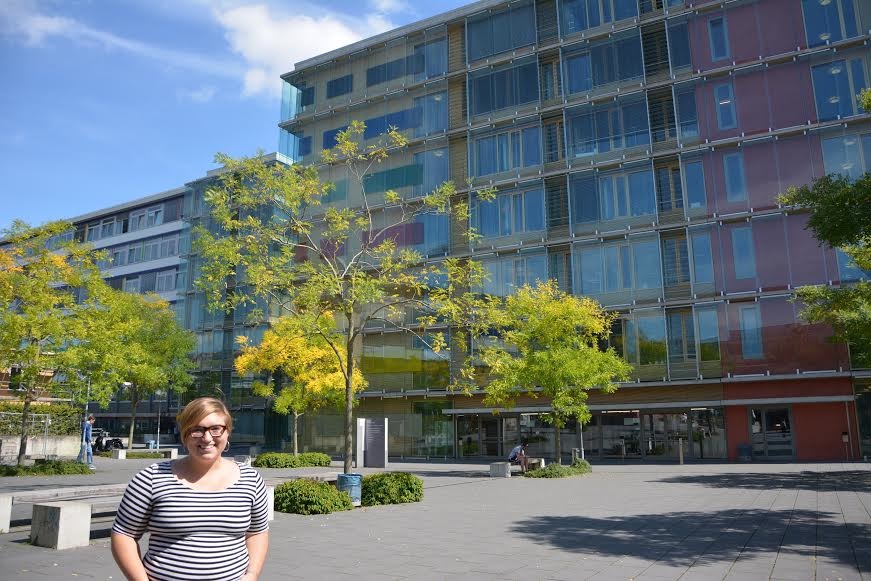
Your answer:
[252,452,332,468]
[361,472,423,506]
[273,479,353,515]
[524,459,592,479]
[0,403,82,436]
[0,460,93,477]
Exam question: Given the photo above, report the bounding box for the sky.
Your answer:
[0,0,471,231]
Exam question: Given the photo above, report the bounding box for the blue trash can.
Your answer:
[337,473,362,507]
[737,443,752,462]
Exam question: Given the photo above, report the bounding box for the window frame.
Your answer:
[707,16,730,62]
[723,151,747,202]
[714,82,737,130]
[738,303,763,359]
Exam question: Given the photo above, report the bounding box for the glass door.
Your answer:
[642,412,688,459]
[750,407,793,459]
[480,416,501,456]
[601,411,642,458]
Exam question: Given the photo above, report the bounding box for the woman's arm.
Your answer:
[241,530,270,581]
[111,532,149,581]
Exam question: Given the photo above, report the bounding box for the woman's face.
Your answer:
[184,411,230,463]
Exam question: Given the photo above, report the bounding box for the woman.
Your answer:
[111,397,269,581]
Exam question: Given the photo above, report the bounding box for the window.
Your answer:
[473,125,542,177]
[739,304,763,359]
[414,92,448,138]
[821,134,866,179]
[469,59,539,116]
[575,237,662,295]
[413,148,449,198]
[836,248,869,282]
[160,234,179,258]
[124,276,141,294]
[560,0,639,36]
[690,231,714,284]
[299,86,314,108]
[667,310,696,364]
[801,0,859,48]
[414,38,447,81]
[85,222,100,242]
[474,187,545,239]
[708,16,730,61]
[564,33,644,95]
[481,253,548,296]
[696,307,721,361]
[568,98,650,157]
[111,247,127,267]
[144,238,160,261]
[731,226,756,280]
[626,311,667,365]
[467,2,535,62]
[599,169,656,219]
[723,152,747,202]
[675,87,698,139]
[362,164,424,194]
[683,159,706,209]
[298,136,312,158]
[145,206,162,228]
[100,218,116,238]
[812,58,867,122]
[715,83,736,130]
[667,21,691,71]
[326,74,353,99]
[662,235,690,286]
[323,126,347,150]
[655,162,683,213]
[128,243,143,264]
[156,270,176,292]
[367,54,424,87]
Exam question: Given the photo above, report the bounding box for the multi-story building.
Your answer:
[269,0,871,462]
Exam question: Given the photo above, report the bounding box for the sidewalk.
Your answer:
[1,459,869,580]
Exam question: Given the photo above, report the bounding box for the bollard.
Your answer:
[571,448,580,464]
[620,438,626,461]
[678,437,684,465]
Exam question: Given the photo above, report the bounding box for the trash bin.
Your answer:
[147,440,157,450]
[737,443,752,462]
[337,473,362,507]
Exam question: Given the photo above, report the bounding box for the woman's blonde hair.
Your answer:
[176,397,233,437]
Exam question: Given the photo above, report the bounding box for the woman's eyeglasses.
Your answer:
[188,425,227,438]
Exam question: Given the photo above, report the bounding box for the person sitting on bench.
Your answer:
[507,441,529,473]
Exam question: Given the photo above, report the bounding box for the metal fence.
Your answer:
[0,411,52,460]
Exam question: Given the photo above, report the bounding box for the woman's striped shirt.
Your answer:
[112,461,269,581]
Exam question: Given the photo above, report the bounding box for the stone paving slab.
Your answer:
[0,460,869,579]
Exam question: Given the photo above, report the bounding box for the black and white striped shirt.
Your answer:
[113,461,269,581]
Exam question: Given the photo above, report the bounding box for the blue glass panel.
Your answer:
[326,74,353,99]
[566,53,593,94]
[676,89,698,139]
[571,173,598,223]
[580,247,603,293]
[512,3,536,47]
[492,11,512,55]
[472,73,493,116]
[476,136,497,176]
[715,83,736,130]
[604,246,621,291]
[708,17,730,61]
[323,126,347,150]
[724,153,747,202]
[478,198,499,238]
[622,101,650,147]
[668,22,691,70]
[570,112,595,156]
[822,135,863,179]
[522,127,542,167]
[684,160,706,209]
[298,136,312,157]
[739,305,763,359]
[499,196,512,236]
[633,239,662,289]
[516,62,539,105]
[525,189,545,231]
[592,43,615,86]
[690,232,714,284]
[629,170,655,216]
[467,14,491,61]
[497,133,510,172]
[616,36,643,81]
[614,0,637,20]
[731,226,756,280]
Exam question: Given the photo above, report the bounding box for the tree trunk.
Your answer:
[16,396,32,466]
[553,418,562,465]
[343,318,355,475]
[292,411,300,456]
[127,388,139,450]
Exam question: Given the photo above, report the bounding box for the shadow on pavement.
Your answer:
[510,509,867,567]
[656,471,871,493]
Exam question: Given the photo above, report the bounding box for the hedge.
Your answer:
[273,479,353,515]
[0,402,82,436]
[1,460,93,477]
[252,452,332,468]
[361,472,424,506]
[524,459,592,478]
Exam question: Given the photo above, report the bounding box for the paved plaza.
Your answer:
[0,458,869,580]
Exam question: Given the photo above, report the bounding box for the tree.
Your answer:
[104,291,195,448]
[779,172,871,366]
[195,122,468,473]
[0,221,122,464]
[478,280,632,464]
[235,316,365,454]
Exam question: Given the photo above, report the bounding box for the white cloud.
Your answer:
[368,0,410,14]
[0,0,244,80]
[177,86,217,103]
[214,3,396,98]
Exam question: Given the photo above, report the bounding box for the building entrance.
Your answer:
[750,407,794,458]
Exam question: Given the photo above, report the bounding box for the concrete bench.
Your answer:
[112,448,177,460]
[528,457,546,470]
[0,484,128,533]
[27,486,277,549]
[490,462,512,477]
